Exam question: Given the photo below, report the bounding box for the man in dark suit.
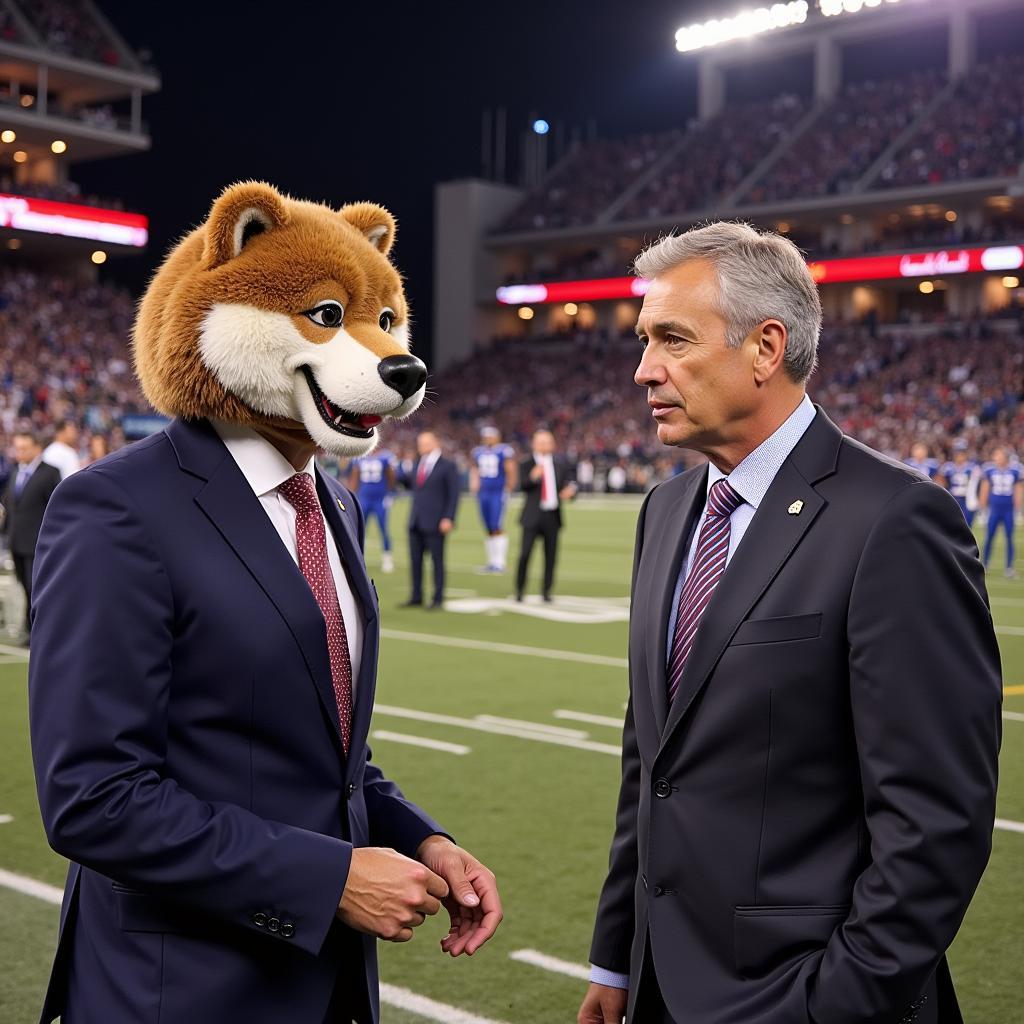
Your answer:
[3,430,60,645]
[403,430,458,610]
[515,429,576,603]
[29,417,501,1024]
[580,223,1001,1024]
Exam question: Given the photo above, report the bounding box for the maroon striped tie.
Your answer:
[667,478,744,702]
[278,473,354,752]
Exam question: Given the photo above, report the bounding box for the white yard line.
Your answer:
[371,731,470,756]
[0,643,29,659]
[0,814,12,825]
[374,705,621,756]
[995,818,1024,835]
[554,710,625,729]
[1004,711,1024,722]
[378,984,510,1023]
[380,629,628,669]
[995,626,1024,636]
[0,870,510,1023]
[475,715,590,740]
[509,948,591,981]
[0,867,62,905]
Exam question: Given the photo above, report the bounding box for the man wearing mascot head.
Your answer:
[28,182,502,1024]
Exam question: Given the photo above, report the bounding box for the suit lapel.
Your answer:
[658,411,840,754]
[185,428,344,750]
[317,471,380,779]
[646,467,707,735]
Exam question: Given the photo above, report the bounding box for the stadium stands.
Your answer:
[16,0,123,66]
[745,70,945,204]
[0,175,128,210]
[878,53,1024,189]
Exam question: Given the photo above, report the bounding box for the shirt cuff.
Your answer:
[589,965,629,989]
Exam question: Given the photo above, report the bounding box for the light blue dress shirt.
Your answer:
[590,394,817,991]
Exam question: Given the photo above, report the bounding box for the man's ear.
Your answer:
[202,181,289,269]
[339,202,396,255]
[753,319,788,384]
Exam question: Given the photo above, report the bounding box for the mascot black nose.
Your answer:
[378,354,427,401]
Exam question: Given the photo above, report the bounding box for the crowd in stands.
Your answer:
[499,130,683,232]
[0,268,143,478]
[0,8,21,43]
[17,0,122,66]
[879,54,1024,189]
[496,55,1024,239]
[616,94,808,223]
[745,70,944,205]
[0,266,1020,496]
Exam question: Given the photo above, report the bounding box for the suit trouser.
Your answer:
[13,551,33,632]
[408,525,445,604]
[516,513,559,597]
[632,937,675,1024]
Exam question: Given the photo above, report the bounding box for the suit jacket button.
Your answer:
[281,923,295,939]
[267,917,281,933]
[348,783,357,796]
[251,912,267,928]
[654,779,672,799]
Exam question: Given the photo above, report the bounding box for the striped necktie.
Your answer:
[667,478,744,702]
[278,473,353,752]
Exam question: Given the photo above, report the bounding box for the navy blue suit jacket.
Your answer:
[407,455,458,533]
[28,418,445,1024]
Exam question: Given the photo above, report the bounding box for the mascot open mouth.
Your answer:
[301,366,384,439]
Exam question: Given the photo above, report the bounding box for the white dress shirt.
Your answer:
[416,446,441,482]
[42,440,82,480]
[591,394,818,991]
[535,453,559,510]
[211,420,363,689]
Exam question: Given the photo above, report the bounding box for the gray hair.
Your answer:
[633,221,821,383]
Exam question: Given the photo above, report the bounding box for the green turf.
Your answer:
[0,494,1021,1023]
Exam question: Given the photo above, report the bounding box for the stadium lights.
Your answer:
[675,2,808,53]
[1003,276,1020,289]
[91,250,107,265]
[820,0,901,17]
[564,302,579,315]
[51,140,67,154]
[12,150,26,163]
[1,130,14,143]
[518,306,534,320]
[532,119,550,135]
[0,193,149,247]
[919,281,935,294]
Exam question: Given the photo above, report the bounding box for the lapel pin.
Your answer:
[788,499,804,516]
[337,497,346,512]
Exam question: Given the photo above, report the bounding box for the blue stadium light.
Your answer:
[532,119,550,136]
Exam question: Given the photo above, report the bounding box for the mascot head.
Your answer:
[133,181,426,457]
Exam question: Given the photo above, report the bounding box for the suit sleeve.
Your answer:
[809,481,1001,1024]
[29,468,351,959]
[589,489,653,974]
[346,482,451,855]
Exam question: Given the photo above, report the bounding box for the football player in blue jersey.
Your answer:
[346,448,397,572]
[938,439,980,527]
[904,441,939,481]
[979,446,1022,578]
[470,427,517,573]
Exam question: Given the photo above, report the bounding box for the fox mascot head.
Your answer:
[133,181,426,457]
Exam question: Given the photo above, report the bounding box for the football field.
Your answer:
[0,493,1022,1023]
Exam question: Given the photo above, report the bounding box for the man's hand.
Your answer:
[439,518,454,535]
[559,483,578,501]
[416,835,503,956]
[578,982,627,1024]
[530,465,544,482]
[337,847,448,942]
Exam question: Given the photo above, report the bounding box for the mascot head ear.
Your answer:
[339,202,396,256]
[202,181,289,269]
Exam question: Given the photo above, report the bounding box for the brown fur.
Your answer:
[133,181,411,429]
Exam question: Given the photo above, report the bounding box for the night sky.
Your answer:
[76,0,708,364]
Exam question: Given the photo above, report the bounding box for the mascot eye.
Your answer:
[304,301,345,328]
[379,308,395,333]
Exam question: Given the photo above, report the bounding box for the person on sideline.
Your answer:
[580,222,1001,1024]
